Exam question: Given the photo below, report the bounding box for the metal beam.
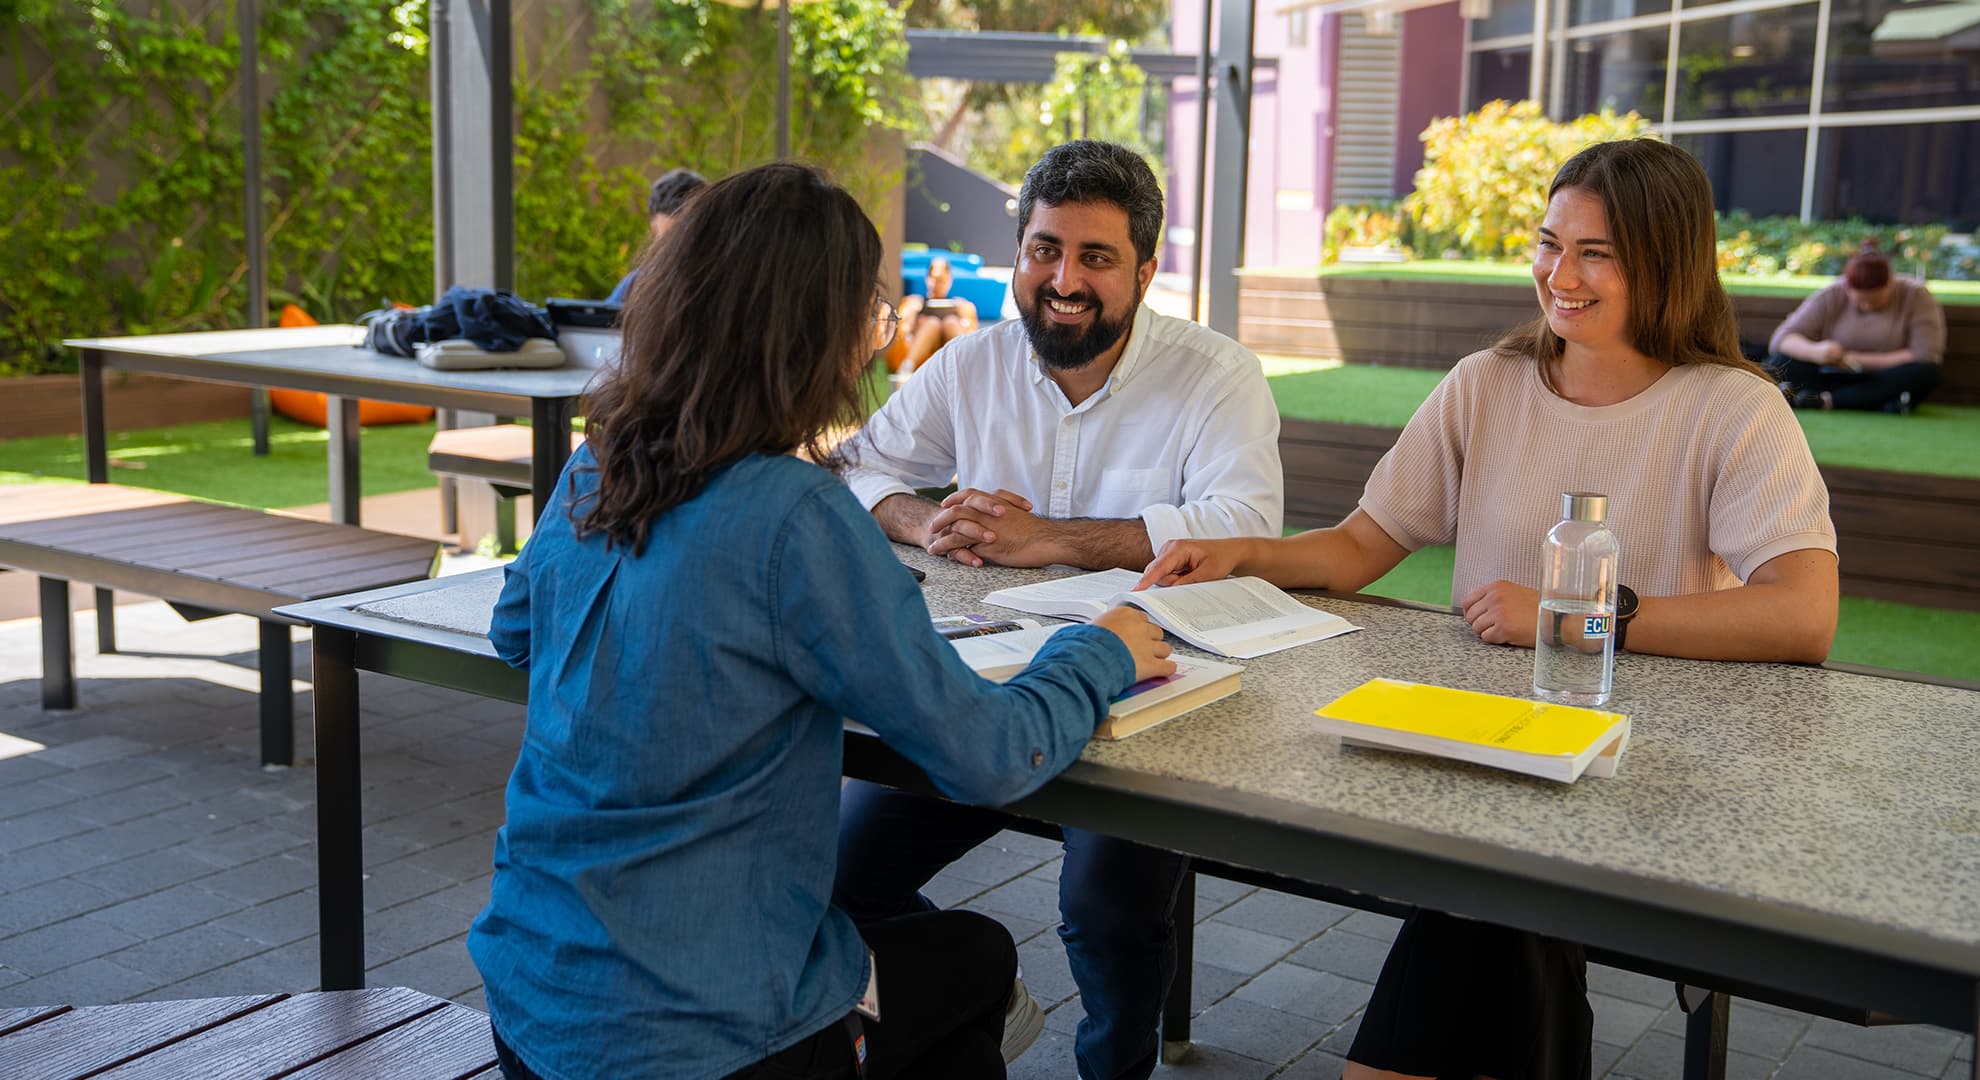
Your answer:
[431,0,515,293]
[905,29,1275,84]
[1206,0,1256,338]
[239,0,270,456]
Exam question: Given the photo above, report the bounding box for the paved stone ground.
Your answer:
[0,591,1972,1079]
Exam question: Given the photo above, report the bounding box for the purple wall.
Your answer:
[1394,4,1466,195]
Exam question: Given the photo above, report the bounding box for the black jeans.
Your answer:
[1767,353,1941,412]
[491,909,1015,1080]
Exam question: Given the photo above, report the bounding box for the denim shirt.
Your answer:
[467,447,1134,1080]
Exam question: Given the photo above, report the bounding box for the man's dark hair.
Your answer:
[579,163,882,553]
[1016,141,1165,266]
[646,168,708,220]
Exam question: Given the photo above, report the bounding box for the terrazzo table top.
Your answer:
[309,552,1980,975]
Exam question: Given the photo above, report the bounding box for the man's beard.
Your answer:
[1020,289,1137,371]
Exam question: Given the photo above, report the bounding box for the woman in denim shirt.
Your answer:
[468,163,1174,1080]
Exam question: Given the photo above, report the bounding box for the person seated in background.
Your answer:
[1766,239,1946,414]
[885,254,979,374]
[604,167,707,304]
[468,162,1174,1080]
[1140,138,1838,1080]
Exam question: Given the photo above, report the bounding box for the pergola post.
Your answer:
[1205,0,1255,339]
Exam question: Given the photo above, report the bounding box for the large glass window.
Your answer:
[1673,6,1819,120]
[1677,129,1808,217]
[1814,121,1980,230]
[1468,46,1535,109]
[1824,0,1980,111]
[1568,0,1671,29]
[1564,28,1669,117]
[1473,0,1536,40]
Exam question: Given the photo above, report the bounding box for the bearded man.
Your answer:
[834,140,1283,1080]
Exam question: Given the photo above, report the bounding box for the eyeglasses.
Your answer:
[871,297,901,352]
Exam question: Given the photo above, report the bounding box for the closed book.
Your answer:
[1313,678,1629,783]
[949,625,1243,739]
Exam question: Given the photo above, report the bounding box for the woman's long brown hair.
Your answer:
[575,162,883,554]
[1498,139,1767,380]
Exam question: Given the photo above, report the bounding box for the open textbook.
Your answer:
[949,625,1242,739]
[982,568,1359,659]
[1313,678,1630,783]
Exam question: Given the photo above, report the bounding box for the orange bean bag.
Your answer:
[267,303,437,427]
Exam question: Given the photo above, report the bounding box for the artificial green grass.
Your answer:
[0,416,441,510]
[1301,259,1980,301]
[1263,359,1980,479]
[1328,542,1980,682]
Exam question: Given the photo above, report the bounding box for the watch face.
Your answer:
[1616,585,1639,619]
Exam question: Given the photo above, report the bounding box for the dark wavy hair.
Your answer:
[576,163,883,553]
[1498,139,1766,380]
[1017,140,1166,266]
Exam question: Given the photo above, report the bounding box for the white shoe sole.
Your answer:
[1001,976,1046,1063]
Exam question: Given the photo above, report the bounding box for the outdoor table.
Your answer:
[279,552,1980,1079]
[63,325,597,527]
[0,987,495,1077]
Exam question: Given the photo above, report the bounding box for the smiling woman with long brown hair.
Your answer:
[467,162,1173,1080]
[1139,139,1838,1079]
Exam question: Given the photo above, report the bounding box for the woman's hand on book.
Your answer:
[1136,538,1243,590]
[1092,607,1176,683]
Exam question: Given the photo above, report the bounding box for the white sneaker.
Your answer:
[1000,975,1046,1063]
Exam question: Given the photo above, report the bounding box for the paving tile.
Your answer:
[1189,922,1296,977]
[1590,991,1665,1049]
[1043,992,1084,1036]
[192,852,317,905]
[1188,996,1325,1064]
[71,847,225,898]
[1006,1028,1079,1080]
[1148,1041,1277,1079]
[976,874,1065,926]
[1587,962,1674,1008]
[0,754,67,786]
[453,985,488,1013]
[149,937,321,1000]
[1799,1016,1966,1076]
[365,934,482,1000]
[0,778,90,823]
[1191,876,1254,918]
[386,830,498,884]
[0,956,162,1008]
[178,821,311,869]
[1607,1029,1775,1080]
[1777,1043,1943,1080]
[406,735,516,768]
[989,829,1065,860]
[205,889,319,947]
[27,734,156,770]
[945,843,1054,886]
[91,881,250,939]
[0,878,118,937]
[1317,1010,1361,1056]
[961,904,1055,948]
[1182,962,1249,1015]
[65,784,189,826]
[1333,910,1402,943]
[1230,963,1372,1025]
[0,914,145,976]
[1592,1039,1624,1078]
[423,874,494,918]
[365,897,478,965]
[102,923,271,985]
[1016,934,1081,1008]
[1722,997,1813,1059]
[1275,1046,1351,1079]
[921,872,985,910]
[42,755,174,797]
[1285,928,1392,984]
[0,840,120,892]
[0,806,99,852]
[1207,891,1352,944]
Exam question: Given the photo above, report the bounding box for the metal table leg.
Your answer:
[530,396,575,522]
[326,394,362,525]
[313,627,366,990]
[1680,984,1729,1080]
[1162,869,1196,1063]
[80,351,116,652]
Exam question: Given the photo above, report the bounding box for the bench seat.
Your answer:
[0,484,441,765]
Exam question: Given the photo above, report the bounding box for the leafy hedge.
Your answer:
[0,0,909,378]
[1322,100,1980,282]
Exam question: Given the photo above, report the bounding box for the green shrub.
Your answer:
[1403,101,1657,261]
[1715,212,1953,280]
[1321,199,1417,264]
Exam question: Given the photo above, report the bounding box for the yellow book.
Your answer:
[1314,678,1630,783]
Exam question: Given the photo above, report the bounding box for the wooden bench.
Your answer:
[428,425,586,552]
[1280,417,1980,611]
[0,484,440,766]
[0,987,496,1078]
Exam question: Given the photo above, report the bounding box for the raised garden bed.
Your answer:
[7,372,249,438]
[1281,417,1980,612]
[1240,271,1980,407]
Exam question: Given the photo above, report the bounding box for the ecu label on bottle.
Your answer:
[1583,614,1613,639]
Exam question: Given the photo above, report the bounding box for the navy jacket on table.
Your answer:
[468,446,1135,1080]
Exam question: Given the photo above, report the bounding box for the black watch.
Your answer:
[1614,585,1639,652]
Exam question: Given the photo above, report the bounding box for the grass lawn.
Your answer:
[1263,357,1980,479]
[1348,543,1980,682]
[0,416,441,510]
[1302,259,1980,302]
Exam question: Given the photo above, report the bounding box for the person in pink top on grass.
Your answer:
[1137,138,1839,1080]
[1766,239,1947,414]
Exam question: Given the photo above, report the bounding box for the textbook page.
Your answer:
[1126,577,1359,658]
[981,569,1143,621]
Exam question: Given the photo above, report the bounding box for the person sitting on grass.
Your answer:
[1766,239,1947,414]
[885,254,979,375]
[468,161,1174,1080]
[1137,137,1838,1080]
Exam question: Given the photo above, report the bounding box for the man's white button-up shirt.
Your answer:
[843,303,1284,552]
